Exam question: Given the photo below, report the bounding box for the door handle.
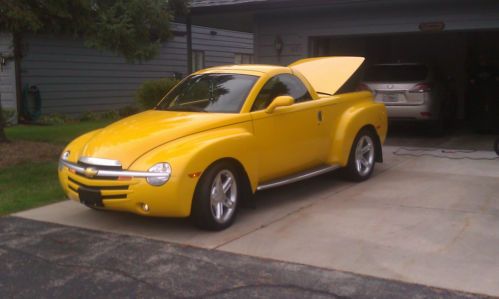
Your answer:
[317,110,323,122]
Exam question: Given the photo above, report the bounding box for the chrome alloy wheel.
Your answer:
[355,135,375,177]
[210,169,237,224]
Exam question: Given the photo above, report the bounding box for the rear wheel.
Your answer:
[342,128,376,182]
[191,161,240,230]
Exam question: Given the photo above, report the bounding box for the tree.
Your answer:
[0,97,7,142]
[0,0,188,142]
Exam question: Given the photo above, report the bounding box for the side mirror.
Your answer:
[265,96,295,114]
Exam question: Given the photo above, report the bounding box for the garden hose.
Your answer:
[21,84,42,121]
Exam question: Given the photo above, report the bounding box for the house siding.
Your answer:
[254,1,499,65]
[0,32,17,118]
[20,23,253,115]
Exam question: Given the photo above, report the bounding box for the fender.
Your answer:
[63,129,103,164]
[129,122,258,214]
[328,95,387,166]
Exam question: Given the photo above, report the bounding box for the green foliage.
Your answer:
[0,0,188,62]
[38,113,67,125]
[1,108,17,126]
[135,78,180,109]
[102,110,120,120]
[118,105,142,117]
[79,111,101,122]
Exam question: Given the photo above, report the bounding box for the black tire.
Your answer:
[494,138,499,156]
[191,161,240,231]
[342,128,377,182]
[85,205,104,211]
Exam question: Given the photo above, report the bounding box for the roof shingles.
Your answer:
[190,0,269,8]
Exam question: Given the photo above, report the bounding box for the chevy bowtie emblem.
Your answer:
[83,167,98,178]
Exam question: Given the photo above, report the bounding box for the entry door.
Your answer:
[249,74,325,182]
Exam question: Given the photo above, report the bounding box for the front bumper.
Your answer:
[58,159,196,217]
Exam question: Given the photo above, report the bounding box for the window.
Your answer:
[364,64,428,82]
[251,74,311,111]
[156,73,258,113]
[192,51,205,71]
[235,53,253,64]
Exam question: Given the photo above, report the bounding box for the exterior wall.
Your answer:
[0,32,17,121]
[20,23,253,115]
[254,1,499,65]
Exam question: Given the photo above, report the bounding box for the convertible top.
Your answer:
[289,57,365,96]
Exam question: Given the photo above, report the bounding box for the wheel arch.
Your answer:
[328,102,387,166]
[362,125,383,163]
[200,157,254,197]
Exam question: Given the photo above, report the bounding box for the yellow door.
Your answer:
[249,74,326,182]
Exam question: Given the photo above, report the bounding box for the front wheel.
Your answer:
[191,161,240,230]
[342,128,376,182]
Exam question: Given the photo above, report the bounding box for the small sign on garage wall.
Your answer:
[419,21,446,32]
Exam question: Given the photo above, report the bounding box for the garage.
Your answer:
[191,0,499,138]
[310,30,499,132]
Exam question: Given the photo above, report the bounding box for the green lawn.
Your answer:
[5,120,111,144]
[0,162,63,215]
[1,120,112,214]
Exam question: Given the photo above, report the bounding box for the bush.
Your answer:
[135,78,179,109]
[102,110,120,120]
[1,109,17,126]
[118,105,142,118]
[38,113,67,125]
[79,111,100,122]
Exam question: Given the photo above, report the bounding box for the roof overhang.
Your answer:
[188,0,374,32]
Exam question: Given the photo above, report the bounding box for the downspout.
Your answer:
[13,32,22,123]
[186,13,193,74]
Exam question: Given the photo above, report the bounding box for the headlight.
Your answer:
[146,163,171,186]
[59,151,70,170]
[61,150,70,160]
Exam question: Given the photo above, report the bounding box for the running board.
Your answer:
[256,164,341,191]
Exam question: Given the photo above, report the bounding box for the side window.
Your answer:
[251,74,311,111]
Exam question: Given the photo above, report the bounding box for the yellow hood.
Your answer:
[289,56,365,95]
[78,110,250,169]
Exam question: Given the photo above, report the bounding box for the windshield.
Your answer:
[156,73,258,113]
[364,65,428,82]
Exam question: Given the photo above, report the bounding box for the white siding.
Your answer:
[0,32,17,118]
[20,23,253,115]
[254,1,499,65]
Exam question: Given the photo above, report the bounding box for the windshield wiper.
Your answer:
[317,91,332,96]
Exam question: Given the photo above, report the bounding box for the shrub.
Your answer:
[79,111,101,122]
[135,78,179,109]
[102,110,120,120]
[118,105,142,118]
[38,113,67,125]
[1,109,17,126]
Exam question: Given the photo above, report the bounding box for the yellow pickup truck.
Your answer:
[58,57,388,230]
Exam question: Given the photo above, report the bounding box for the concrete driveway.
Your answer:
[16,145,499,297]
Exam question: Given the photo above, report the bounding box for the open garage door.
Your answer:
[310,31,499,132]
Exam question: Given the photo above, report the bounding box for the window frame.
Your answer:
[250,73,313,112]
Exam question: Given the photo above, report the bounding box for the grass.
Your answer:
[1,120,112,214]
[5,120,111,144]
[0,162,63,215]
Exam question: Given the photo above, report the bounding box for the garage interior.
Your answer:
[310,30,499,133]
